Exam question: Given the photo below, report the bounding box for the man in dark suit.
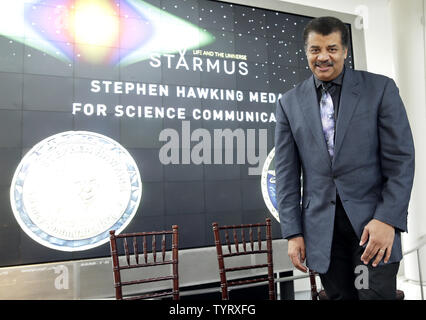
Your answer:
[275,16,415,299]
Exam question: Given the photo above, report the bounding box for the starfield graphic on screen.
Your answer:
[0,0,214,65]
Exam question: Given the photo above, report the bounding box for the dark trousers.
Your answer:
[318,195,400,300]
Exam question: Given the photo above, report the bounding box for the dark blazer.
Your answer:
[274,67,415,273]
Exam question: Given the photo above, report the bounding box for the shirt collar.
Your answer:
[314,66,345,89]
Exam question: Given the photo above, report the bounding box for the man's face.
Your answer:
[305,31,348,81]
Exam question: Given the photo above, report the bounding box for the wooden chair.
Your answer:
[109,226,179,300]
[309,269,328,300]
[212,218,275,300]
[309,268,405,300]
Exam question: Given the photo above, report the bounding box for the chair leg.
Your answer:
[213,223,229,300]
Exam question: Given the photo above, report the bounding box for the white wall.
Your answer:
[389,0,426,283]
[279,0,395,77]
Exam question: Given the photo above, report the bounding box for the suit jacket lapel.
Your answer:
[332,68,361,166]
[299,76,332,169]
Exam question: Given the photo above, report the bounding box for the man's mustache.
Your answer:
[315,61,334,67]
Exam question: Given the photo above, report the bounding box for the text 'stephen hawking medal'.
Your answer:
[10,131,142,251]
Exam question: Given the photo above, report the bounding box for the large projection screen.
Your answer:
[0,0,363,270]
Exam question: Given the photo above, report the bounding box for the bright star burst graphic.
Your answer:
[0,0,214,66]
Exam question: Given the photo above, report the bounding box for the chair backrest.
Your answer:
[212,218,275,300]
[308,269,319,300]
[109,226,179,300]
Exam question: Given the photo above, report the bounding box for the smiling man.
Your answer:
[274,17,415,299]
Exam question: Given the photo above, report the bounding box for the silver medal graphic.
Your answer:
[10,131,142,251]
[261,147,303,223]
[261,147,279,222]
